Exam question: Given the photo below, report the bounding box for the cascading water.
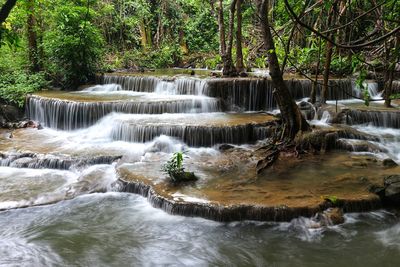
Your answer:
[109,113,273,147]
[26,93,221,130]
[103,74,208,95]
[341,109,400,129]
[2,71,400,266]
[102,74,355,111]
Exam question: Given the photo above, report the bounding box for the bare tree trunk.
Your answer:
[139,20,148,50]
[0,0,17,40]
[27,0,40,72]
[259,0,310,139]
[222,0,237,76]
[321,40,333,103]
[384,36,400,107]
[179,29,189,55]
[0,0,16,24]
[155,1,167,48]
[321,2,337,104]
[235,0,244,73]
[321,1,340,104]
[310,37,322,104]
[217,0,226,56]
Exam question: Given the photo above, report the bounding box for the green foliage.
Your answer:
[322,195,339,205]
[0,71,47,107]
[204,54,222,69]
[254,56,267,69]
[0,23,19,48]
[352,56,370,106]
[121,43,182,69]
[330,56,352,76]
[390,93,400,100]
[183,7,218,52]
[161,151,197,183]
[43,2,104,89]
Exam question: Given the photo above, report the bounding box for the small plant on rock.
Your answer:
[161,152,197,183]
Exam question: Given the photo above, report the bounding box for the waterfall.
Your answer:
[103,74,208,95]
[104,75,160,92]
[83,84,122,92]
[0,153,122,170]
[106,113,273,147]
[111,121,271,147]
[205,78,354,111]
[352,81,382,100]
[342,109,400,129]
[26,95,222,130]
[101,74,354,111]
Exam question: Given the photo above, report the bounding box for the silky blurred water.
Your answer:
[0,193,398,267]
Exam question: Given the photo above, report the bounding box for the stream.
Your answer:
[1,72,399,266]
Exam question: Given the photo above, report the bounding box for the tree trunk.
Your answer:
[259,0,310,139]
[139,20,148,50]
[321,2,337,104]
[0,0,17,40]
[27,0,40,72]
[0,0,16,24]
[235,0,244,73]
[217,0,226,56]
[179,29,189,55]
[222,0,237,76]
[321,40,333,103]
[384,36,400,107]
[310,37,322,104]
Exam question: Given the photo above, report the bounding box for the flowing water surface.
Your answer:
[1,75,400,266]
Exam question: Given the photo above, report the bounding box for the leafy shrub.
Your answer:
[161,152,197,183]
[330,56,352,76]
[121,43,182,69]
[0,71,48,107]
[44,4,104,89]
[204,54,222,69]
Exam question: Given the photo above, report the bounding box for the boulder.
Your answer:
[383,158,398,167]
[0,104,23,127]
[324,208,345,225]
[219,144,234,151]
[314,208,345,226]
[371,175,400,205]
[297,101,316,120]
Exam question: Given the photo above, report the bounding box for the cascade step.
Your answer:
[26,91,221,130]
[110,113,276,147]
[101,73,355,111]
[331,102,400,129]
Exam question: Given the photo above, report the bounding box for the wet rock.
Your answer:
[219,144,234,151]
[314,208,345,226]
[372,175,400,205]
[368,184,385,197]
[0,103,23,127]
[383,175,400,204]
[0,115,5,126]
[298,101,316,120]
[324,208,345,225]
[383,158,398,167]
[336,139,384,153]
[169,171,198,184]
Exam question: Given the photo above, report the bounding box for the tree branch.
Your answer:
[284,0,400,49]
[0,0,17,24]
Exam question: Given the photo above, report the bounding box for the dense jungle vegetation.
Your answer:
[1,0,399,135]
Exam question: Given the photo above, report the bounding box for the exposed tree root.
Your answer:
[255,123,379,174]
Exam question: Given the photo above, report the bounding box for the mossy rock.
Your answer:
[169,171,198,183]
